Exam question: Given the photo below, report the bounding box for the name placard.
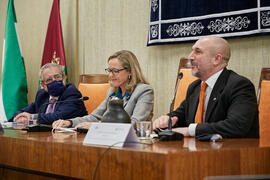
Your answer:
[83,122,139,147]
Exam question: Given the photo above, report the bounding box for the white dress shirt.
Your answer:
[188,69,224,136]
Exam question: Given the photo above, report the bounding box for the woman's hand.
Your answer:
[75,122,92,129]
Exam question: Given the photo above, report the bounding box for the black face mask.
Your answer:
[46,80,66,96]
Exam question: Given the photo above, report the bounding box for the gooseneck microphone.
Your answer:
[157,72,184,141]
[169,72,183,112]
[22,96,89,132]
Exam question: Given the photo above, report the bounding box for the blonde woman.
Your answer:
[53,50,154,129]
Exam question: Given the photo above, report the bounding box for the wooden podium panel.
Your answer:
[0,128,269,180]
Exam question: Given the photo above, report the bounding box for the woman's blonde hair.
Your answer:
[108,50,149,93]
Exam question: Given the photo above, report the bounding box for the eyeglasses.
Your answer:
[105,68,127,75]
[42,74,63,84]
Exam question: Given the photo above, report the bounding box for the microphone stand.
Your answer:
[169,72,183,112]
[158,72,184,141]
[22,97,89,132]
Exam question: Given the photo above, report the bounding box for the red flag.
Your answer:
[41,0,67,76]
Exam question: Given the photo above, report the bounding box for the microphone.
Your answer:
[22,96,89,132]
[157,72,184,141]
[169,72,183,112]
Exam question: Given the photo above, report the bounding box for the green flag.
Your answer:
[0,0,28,122]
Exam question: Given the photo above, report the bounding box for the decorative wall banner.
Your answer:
[147,0,270,46]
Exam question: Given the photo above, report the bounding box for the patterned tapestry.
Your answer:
[147,0,270,46]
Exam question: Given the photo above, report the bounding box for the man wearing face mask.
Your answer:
[10,63,87,124]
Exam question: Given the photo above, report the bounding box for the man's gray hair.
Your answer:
[39,63,65,81]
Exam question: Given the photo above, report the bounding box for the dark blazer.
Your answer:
[169,68,259,138]
[10,83,88,124]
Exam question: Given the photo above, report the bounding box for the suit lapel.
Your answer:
[40,97,50,113]
[123,96,129,107]
[189,81,201,122]
[205,68,230,122]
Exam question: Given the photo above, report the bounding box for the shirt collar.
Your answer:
[205,68,224,89]
[110,88,131,100]
[49,96,59,101]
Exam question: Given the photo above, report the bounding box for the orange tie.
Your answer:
[195,82,207,123]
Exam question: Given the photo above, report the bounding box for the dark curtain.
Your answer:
[148,0,270,45]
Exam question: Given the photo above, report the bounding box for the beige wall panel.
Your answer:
[79,0,270,120]
[228,36,270,90]
[61,0,77,84]
[0,0,77,104]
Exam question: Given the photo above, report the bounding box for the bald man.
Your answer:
[153,36,259,138]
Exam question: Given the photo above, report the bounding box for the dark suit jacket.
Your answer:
[10,83,88,124]
[169,68,259,138]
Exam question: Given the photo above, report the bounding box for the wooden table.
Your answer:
[0,128,269,180]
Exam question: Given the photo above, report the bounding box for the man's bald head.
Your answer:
[199,36,231,63]
[188,36,231,81]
